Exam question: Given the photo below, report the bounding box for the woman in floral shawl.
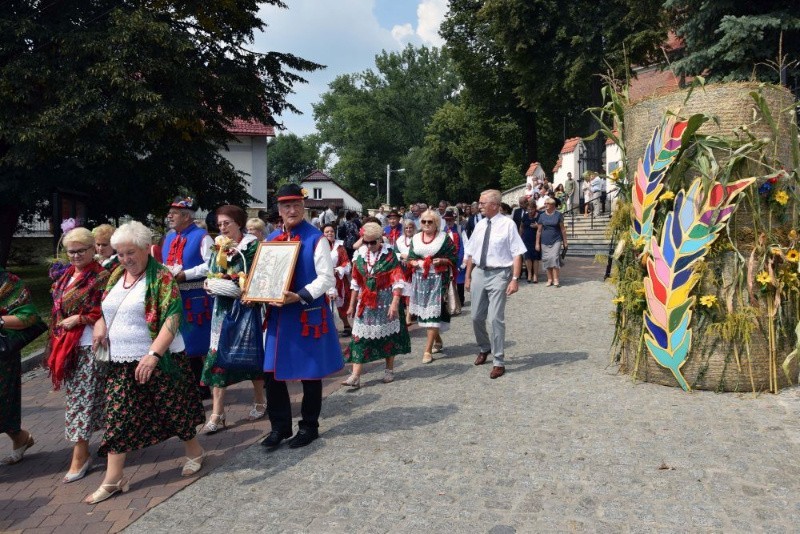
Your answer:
[344,222,410,388]
[45,227,109,483]
[86,221,205,504]
[0,268,41,465]
[407,209,458,364]
[201,205,265,431]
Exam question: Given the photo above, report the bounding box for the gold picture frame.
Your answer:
[242,241,300,303]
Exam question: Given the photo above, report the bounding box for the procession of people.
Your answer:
[2,184,546,506]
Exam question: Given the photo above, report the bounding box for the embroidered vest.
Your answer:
[162,224,212,357]
[264,221,344,380]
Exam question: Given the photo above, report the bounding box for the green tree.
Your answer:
[420,101,523,203]
[666,0,800,87]
[0,1,321,265]
[267,133,326,185]
[442,0,666,173]
[313,45,460,205]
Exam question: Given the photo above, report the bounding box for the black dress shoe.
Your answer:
[261,429,293,450]
[289,427,319,449]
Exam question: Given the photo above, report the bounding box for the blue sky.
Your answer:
[254,0,448,137]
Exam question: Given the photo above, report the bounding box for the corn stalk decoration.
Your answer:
[643,177,755,390]
[630,116,690,245]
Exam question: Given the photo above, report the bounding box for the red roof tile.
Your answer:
[559,137,582,155]
[226,118,275,137]
[525,162,540,176]
[553,157,562,173]
[302,170,332,182]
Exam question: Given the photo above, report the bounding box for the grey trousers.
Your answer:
[470,267,511,367]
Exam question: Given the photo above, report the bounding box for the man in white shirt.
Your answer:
[464,189,527,379]
[321,204,337,226]
[260,183,343,450]
[590,173,603,214]
[163,197,213,396]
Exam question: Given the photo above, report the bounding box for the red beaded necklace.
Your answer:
[421,231,436,245]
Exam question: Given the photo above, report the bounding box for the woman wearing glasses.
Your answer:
[201,205,267,430]
[45,227,110,482]
[344,223,410,388]
[407,209,458,363]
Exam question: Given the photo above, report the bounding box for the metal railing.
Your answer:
[561,187,618,238]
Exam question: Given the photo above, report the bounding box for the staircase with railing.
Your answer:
[562,189,616,258]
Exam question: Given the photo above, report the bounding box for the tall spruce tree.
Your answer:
[666,0,800,90]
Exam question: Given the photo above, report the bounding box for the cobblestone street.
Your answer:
[127,258,800,533]
[4,258,800,533]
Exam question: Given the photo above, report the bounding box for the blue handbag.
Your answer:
[216,300,264,372]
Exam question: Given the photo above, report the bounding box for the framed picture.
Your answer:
[242,241,301,303]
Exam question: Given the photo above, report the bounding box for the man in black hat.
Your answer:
[260,183,344,450]
[162,196,213,398]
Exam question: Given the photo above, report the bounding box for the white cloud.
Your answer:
[416,0,447,47]
[249,0,448,135]
[391,23,414,42]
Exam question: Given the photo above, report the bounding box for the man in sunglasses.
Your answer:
[464,189,526,379]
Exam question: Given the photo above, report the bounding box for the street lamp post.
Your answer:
[386,165,405,207]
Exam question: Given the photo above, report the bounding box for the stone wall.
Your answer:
[624,82,795,172]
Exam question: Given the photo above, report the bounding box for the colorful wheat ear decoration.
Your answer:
[630,117,688,245]
[643,177,755,390]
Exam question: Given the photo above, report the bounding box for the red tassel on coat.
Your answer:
[302,324,310,337]
[185,298,192,310]
[300,310,308,324]
[314,325,321,339]
[187,312,194,323]
[196,315,203,326]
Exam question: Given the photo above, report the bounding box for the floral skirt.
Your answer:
[98,352,205,456]
[409,271,450,329]
[347,287,410,363]
[64,346,107,442]
[0,350,21,434]
[202,296,263,388]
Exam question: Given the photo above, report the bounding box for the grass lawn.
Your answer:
[7,263,53,357]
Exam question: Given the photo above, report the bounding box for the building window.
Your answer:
[313,188,322,200]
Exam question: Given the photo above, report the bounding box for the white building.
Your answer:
[299,170,363,216]
[551,137,583,189]
[218,118,274,209]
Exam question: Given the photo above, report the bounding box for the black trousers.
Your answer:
[265,372,322,432]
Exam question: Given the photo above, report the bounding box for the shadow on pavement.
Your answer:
[326,404,459,437]
[509,351,589,373]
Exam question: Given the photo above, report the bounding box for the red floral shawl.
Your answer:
[46,262,109,389]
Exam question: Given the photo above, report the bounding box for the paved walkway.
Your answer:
[5,257,800,532]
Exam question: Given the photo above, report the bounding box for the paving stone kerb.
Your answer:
[128,258,800,533]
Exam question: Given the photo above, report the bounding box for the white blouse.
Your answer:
[103,276,185,363]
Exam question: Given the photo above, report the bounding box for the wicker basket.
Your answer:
[206,278,242,298]
[206,247,247,298]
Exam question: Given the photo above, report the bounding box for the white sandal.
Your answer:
[203,413,226,434]
[86,479,129,504]
[2,432,34,465]
[248,403,267,421]
[181,450,206,477]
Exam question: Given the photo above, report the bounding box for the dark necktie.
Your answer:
[479,219,492,269]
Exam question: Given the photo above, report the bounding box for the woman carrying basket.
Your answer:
[201,205,266,432]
